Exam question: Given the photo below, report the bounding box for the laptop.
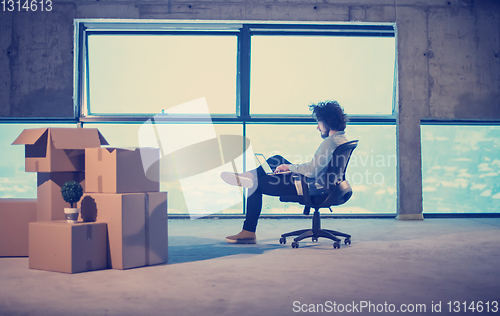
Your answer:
[255,153,291,175]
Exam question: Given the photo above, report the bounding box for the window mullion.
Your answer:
[237,25,251,120]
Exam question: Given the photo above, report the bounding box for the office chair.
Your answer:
[279,140,358,249]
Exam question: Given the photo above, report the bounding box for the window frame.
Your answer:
[74,19,398,124]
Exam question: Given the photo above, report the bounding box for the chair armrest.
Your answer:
[292,173,312,206]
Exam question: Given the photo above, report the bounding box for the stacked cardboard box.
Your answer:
[29,221,108,273]
[0,199,37,257]
[12,127,108,221]
[81,147,168,270]
[6,128,168,273]
[6,128,109,272]
[1,128,106,259]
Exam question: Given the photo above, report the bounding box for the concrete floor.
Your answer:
[1,217,500,316]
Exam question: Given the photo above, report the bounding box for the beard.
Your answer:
[320,128,330,139]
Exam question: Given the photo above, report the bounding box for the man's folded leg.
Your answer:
[220,172,255,188]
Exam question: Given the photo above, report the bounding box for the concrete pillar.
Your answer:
[0,13,12,116]
[0,6,75,118]
[396,6,429,220]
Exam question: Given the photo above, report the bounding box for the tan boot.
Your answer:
[225,229,257,244]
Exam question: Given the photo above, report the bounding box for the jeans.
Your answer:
[242,155,299,233]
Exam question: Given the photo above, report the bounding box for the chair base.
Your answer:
[280,210,351,248]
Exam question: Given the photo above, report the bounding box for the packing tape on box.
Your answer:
[97,176,103,193]
[145,193,150,266]
[87,225,92,240]
[86,226,92,270]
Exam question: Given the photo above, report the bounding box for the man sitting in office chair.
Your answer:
[221,100,349,244]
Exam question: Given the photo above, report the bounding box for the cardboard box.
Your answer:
[85,147,159,193]
[29,221,107,274]
[12,128,108,172]
[0,199,37,257]
[37,172,85,222]
[79,192,168,270]
[145,192,169,266]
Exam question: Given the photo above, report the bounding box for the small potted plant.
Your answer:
[61,181,83,223]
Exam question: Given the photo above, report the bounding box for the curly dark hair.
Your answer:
[309,101,348,131]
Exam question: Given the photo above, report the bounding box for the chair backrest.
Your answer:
[327,140,358,186]
[318,140,358,207]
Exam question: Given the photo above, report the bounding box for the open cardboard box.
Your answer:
[12,128,108,172]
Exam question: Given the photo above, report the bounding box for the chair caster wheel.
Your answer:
[344,238,351,245]
[279,237,286,244]
[291,241,299,248]
[333,242,341,249]
[312,237,318,242]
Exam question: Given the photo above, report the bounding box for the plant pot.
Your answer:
[64,208,80,223]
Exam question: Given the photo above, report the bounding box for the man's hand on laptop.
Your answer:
[275,164,290,173]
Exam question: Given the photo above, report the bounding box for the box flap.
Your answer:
[11,128,49,145]
[50,128,109,149]
[97,131,109,146]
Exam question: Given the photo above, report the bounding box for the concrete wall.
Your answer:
[1,0,499,216]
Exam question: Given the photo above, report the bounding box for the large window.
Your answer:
[72,20,398,216]
[247,124,396,214]
[250,36,395,116]
[78,21,396,119]
[421,124,500,214]
[87,35,237,115]
[83,122,245,215]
